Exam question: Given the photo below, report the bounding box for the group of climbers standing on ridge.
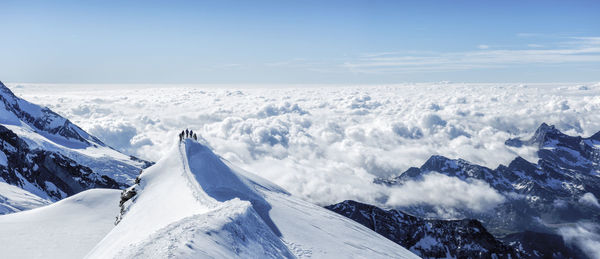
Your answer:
[179,129,198,141]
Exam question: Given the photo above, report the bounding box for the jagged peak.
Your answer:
[422,155,479,170]
[423,154,454,164]
[536,122,552,131]
[506,123,564,148]
[530,123,600,144]
[420,155,455,172]
[507,123,600,150]
[531,123,561,140]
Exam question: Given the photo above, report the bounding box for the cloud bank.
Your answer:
[579,193,600,208]
[559,222,600,259]
[386,172,506,214]
[9,83,600,209]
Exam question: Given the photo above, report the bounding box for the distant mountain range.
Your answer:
[363,122,600,258]
[376,123,600,234]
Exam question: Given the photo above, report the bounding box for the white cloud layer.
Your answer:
[559,222,600,259]
[386,172,506,214]
[579,193,600,208]
[8,82,600,209]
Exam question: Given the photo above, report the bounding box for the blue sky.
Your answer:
[1,0,599,83]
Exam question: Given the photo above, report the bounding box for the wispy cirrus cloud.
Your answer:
[342,36,600,74]
[265,58,309,67]
[527,44,544,48]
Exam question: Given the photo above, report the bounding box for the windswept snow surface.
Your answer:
[0,189,121,259]
[123,199,294,259]
[0,181,50,214]
[87,139,418,258]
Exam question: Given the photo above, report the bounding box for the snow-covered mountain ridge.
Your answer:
[86,138,419,258]
[0,81,151,212]
[0,81,104,147]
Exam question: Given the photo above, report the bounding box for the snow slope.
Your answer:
[87,138,418,258]
[0,189,121,259]
[0,181,50,214]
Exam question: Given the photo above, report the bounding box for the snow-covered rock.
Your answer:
[0,81,151,206]
[87,138,419,259]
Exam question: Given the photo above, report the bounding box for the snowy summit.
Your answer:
[84,135,418,258]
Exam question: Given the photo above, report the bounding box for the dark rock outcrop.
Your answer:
[501,231,586,258]
[0,124,121,200]
[326,200,519,259]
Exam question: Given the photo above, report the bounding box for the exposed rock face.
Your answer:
[326,200,519,259]
[0,124,121,200]
[116,182,139,225]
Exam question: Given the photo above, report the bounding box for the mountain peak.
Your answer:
[0,81,17,99]
[531,123,560,143]
[422,155,454,167]
[90,134,417,258]
[505,122,562,148]
[0,82,105,148]
[421,155,477,173]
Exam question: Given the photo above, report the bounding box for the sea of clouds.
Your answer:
[9,82,600,213]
